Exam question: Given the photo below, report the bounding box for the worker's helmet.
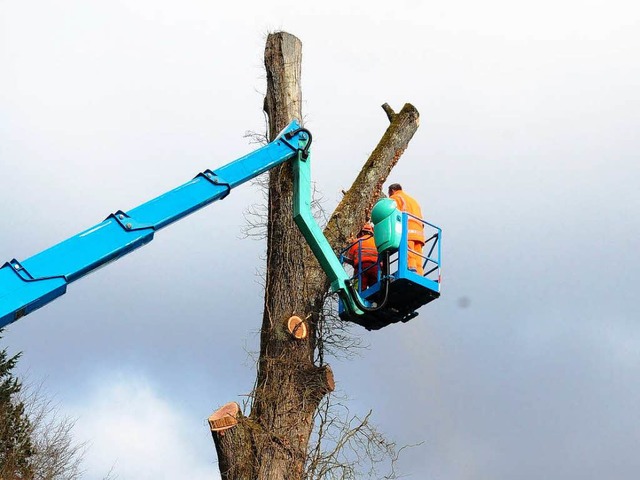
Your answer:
[360,223,374,235]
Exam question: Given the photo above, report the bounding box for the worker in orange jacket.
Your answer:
[345,223,380,290]
[388,183,425,275]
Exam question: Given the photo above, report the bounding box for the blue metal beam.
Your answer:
[0,121,305,328]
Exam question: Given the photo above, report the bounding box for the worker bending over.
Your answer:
[388,183,425,275]
[345,223,380,291]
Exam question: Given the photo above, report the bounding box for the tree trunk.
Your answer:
[210,32,420,480]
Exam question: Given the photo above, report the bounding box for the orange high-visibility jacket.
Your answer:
[347,234,378,266]
[390,190,425,243]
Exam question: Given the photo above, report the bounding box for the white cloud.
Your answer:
[66,373,219,480]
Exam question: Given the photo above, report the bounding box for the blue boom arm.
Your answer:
[0,121,308,328]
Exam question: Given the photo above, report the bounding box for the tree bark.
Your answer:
[210,32,420,480]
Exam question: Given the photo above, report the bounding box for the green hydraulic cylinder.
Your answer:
[291,148,364,317]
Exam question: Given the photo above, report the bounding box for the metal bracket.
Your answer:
[107,210,156,232]
[197,170,231,199]
[283,129,311,160]
[2,259,67,283]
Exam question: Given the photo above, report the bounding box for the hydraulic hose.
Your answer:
[345,251,392,313]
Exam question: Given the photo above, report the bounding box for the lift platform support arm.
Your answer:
[290,137,364,317]
[0,122,311,328]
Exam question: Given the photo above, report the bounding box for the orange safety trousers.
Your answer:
[348,235,380,290]
[407,240,425,275]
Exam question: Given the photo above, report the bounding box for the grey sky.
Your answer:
[2,0,639,478]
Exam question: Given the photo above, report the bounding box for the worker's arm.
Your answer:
[342,242,357,266]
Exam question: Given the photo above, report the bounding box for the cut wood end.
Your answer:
[325,367,335,392]
[287,316,308,339]
[400,103,420,124]
[208,402,240,432]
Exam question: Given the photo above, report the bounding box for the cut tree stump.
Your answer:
[208,402,240,432]
[287,315,308,339]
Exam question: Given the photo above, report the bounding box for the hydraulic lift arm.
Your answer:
[0,121,318,328]
[0,121,378,329]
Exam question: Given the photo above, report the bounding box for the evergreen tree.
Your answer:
[0,331,35,479]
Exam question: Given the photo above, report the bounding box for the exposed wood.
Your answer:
[323,366,335,393]
[287,316,308,339]
[208,402,240,432]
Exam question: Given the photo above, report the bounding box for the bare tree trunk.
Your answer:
[210,32,420,480]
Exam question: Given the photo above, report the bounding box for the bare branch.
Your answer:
[305,395,415,480]
[18,382,86,480]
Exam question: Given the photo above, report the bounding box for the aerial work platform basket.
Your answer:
[339,212,441,330]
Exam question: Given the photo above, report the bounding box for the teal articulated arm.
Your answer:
[290,139,364,317]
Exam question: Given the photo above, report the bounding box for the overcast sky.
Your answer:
[2,0,639,478]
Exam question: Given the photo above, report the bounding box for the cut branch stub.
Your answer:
[209,402,240,432]
[382,102,396,122]
[287,315,308,339]
[324,366,335,393]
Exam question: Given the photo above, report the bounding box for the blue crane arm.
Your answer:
[0,121,307,328]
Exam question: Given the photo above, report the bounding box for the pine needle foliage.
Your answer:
[0,331,35,479]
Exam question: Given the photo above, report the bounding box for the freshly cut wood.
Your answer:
[325,366,335,392]
[287,315,308,339]
[208,402,240,432]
